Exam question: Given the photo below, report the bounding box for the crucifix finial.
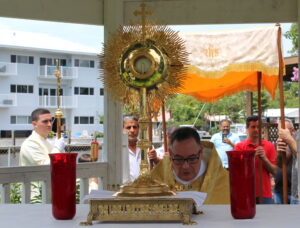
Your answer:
[54,59,62,114]
[54,59,61,80]
[134,3,153,39]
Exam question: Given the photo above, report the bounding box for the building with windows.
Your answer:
[0,29,104,138]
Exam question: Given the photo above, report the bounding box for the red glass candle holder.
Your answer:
[226,150,256,219]
[49,153,77,220]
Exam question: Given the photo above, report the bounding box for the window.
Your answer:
[74,116,94,124]
[39,88,63,96]
[10,84,34,94]
[10,116,31,124]
[74,59,95,68]
[40,57,67,66]
[17,85,27,93]
[74,87,94,95]
[80,117,89,124]
[80,87,89,95]
[100,88,104,96]
[89,117,94,124]
[10,85,16,93]
[10,55,34,64]
[28,85,34,93]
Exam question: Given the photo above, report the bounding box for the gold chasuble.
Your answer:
[151,141,230,204]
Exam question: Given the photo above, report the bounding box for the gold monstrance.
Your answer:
[108,3,188,198]
[54,60,63,139]
[81,4,198,225]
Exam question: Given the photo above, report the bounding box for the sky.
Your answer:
[0,17,294,57]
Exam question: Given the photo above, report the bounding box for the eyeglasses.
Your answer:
[125,126,138,130]
[171,153,201,166]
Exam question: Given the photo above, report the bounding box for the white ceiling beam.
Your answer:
[0,0,298,25]
[0,0,104,25]
[124,0,298,25]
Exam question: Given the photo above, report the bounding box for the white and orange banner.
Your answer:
[179,26,284,102]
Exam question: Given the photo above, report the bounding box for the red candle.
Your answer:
[49,153,77,219]
[90,141,99,162]
[226,150,256,219]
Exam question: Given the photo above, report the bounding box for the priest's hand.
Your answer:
[54,137,65,152]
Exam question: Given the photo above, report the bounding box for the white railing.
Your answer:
[0,94,17,107]
[39,65,78,79]
[0,142,104,167]
[0,162,108,204]
[0,62,17,76]
[39,95,77,108]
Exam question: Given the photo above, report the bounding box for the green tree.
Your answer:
[261,82,298,109]
[284,23,298,55]
[167,94,205,128]
[99,115,104,124]
[252,90,272,114]
[166,92,246,129]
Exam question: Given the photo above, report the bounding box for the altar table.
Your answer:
[0,204,298,228]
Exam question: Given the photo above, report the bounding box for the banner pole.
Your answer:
[276,24,288,204]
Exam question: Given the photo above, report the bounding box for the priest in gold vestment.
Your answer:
[151,127,230,204]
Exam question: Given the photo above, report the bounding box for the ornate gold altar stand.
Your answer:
[80,190,205,225]
[80,197,201,225]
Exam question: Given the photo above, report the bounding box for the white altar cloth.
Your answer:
[0,204,299,228]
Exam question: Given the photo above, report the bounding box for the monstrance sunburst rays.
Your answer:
[100,21,189,112]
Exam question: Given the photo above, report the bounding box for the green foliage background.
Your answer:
[166,80,298,133]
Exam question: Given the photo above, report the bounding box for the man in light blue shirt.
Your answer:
[210,119,240,169]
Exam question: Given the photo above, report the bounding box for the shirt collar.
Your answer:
[128,146,141,156]
[173,160,207,185]
[244,138,265,147]
[220,131,232,137]
[32,130,47,140]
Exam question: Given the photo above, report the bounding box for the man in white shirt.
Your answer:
[19,108,65,166]
[123,115,141,181]
[210,119,240,169]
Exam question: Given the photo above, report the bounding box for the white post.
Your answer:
[7,147,11,167]
[103,0,124,187]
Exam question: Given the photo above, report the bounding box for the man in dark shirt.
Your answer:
[234,116,277,204]
[274,119,296,204]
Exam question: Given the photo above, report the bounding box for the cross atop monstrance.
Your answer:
[134,3,153,39]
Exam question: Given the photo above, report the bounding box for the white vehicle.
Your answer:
[179,124,194,128]
[238,134,247,141]
[230,124,246,135]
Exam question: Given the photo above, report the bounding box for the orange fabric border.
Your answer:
[180,72,279,103]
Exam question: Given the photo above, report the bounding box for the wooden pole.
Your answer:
[162,101,168,154]
[276,24,288,204]
[257,71,263,204]
[246,91,253,117]
[56,118,61,139]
